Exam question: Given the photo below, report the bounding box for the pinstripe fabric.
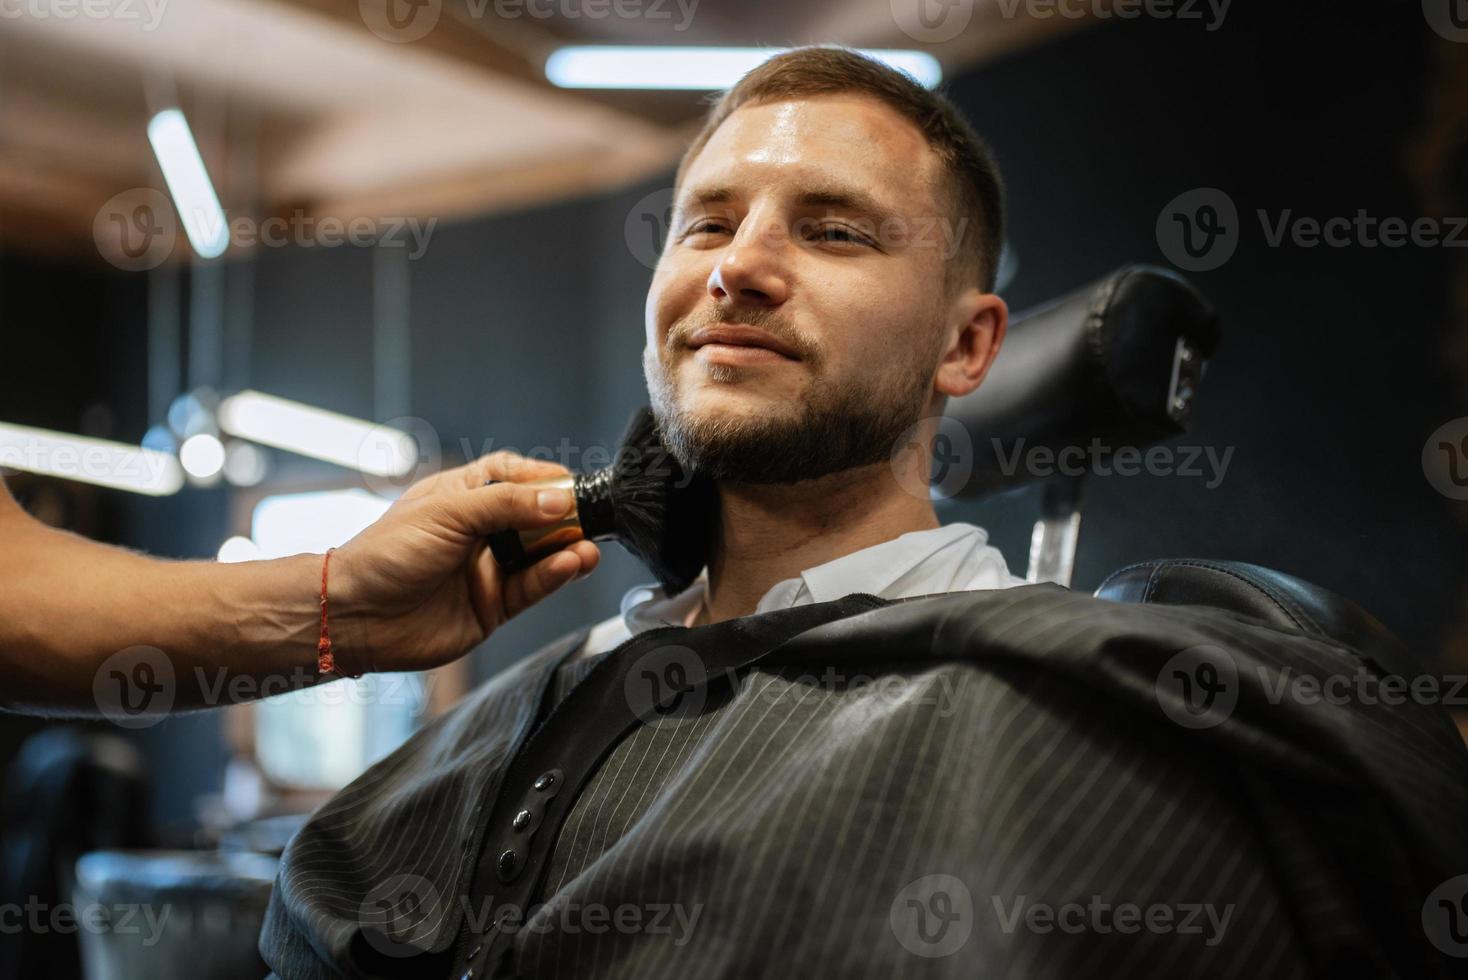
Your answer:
[261,586,1468,980]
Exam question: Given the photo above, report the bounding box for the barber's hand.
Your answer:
[328,451,601,674]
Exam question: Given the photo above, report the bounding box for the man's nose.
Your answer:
[706,218,791,307]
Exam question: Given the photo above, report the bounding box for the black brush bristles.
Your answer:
[487,407,715,594]
[603,407,715,594]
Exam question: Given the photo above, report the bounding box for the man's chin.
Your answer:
[672,371,804,418]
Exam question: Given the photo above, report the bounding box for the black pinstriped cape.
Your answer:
[260,584,1468,979]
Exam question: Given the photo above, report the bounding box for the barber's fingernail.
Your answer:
[537,488,572,515]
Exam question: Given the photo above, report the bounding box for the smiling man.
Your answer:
[574,46,1018,652]
[259,48,1465,980]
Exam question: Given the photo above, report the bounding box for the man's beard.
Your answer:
[645,315,937,485]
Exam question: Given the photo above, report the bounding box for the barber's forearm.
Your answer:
[0,517,332,713]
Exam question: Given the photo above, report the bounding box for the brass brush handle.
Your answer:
[485,474,585,572]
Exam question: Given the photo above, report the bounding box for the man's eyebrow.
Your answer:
[675,184,902,224]
[794,188,900,224]
[678,186,736,211]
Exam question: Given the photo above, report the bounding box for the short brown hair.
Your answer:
[673,46,1006,293]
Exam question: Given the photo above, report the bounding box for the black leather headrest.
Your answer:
[946,264,1221,496]
[1095,558,1418,678]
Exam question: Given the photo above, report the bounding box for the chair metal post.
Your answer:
[1026,475,1085,587]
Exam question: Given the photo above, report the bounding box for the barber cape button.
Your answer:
[496,848,520,881]
[533,772,556,792]
[512,809,532,831]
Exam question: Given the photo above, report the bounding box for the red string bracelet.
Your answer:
[318,548,362,679]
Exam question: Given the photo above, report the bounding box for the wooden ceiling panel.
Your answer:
[0,0,1085,261]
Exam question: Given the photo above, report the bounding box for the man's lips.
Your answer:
[686,324,802,361]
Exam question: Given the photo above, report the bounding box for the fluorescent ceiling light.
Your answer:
[179,433,226,479]
[147,108,230,259]
[545,47,942,90]
[218,390,419,477]
[251,490,392,559]
[217,536,263,563]
[0,422,184,496]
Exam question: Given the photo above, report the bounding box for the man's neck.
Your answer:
[694,461,939,626]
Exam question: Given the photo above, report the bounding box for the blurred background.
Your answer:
[2,1,1467,975]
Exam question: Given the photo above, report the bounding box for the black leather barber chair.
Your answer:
[946,263,1419,677]
[0,729,150,980]
[71,850,277,980]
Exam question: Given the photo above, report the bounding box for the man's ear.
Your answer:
[934,289,1008,399]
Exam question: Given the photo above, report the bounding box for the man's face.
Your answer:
[643,95,966,484]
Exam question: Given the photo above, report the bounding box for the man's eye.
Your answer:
[682,220,730,237]
[812,225,875,247]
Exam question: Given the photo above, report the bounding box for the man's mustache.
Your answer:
[666,307,818,363]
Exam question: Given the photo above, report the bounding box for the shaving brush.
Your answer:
[487,407,715,594]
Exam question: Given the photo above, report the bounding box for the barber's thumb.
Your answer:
[447,482,574,537]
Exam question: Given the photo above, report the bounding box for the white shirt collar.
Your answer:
[613,522,1022,639]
